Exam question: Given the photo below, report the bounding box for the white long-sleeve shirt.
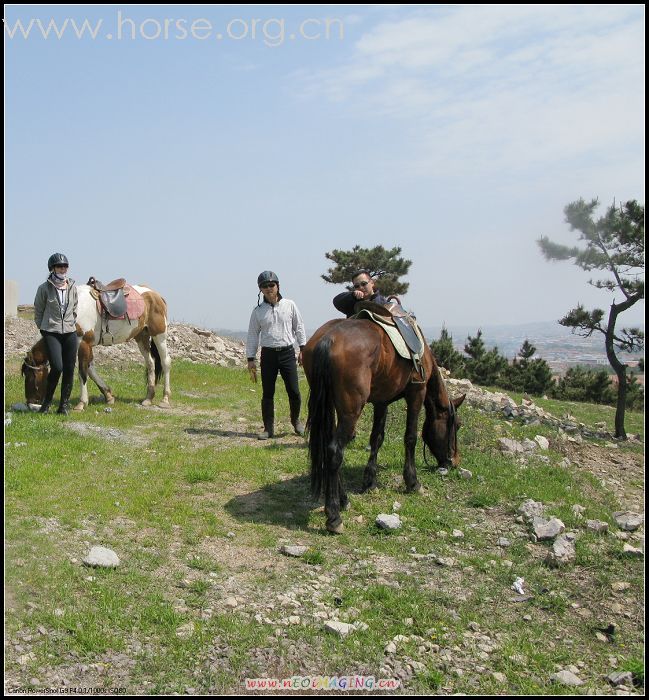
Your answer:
[246,298,307,360]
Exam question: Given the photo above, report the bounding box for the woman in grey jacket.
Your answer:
[33,253,79,414]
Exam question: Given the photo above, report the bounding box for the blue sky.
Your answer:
[5,4,645,331]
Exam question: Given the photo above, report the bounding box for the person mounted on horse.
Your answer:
[332,269,388,318]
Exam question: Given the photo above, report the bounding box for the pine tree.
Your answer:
[463,330,508,386]
[321,245,411,296]
[538,198,644,438]
[504,340,554,395]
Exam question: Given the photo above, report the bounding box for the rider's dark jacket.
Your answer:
[332,290,389,318]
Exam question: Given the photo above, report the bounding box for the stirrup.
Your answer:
[410,357,427,384]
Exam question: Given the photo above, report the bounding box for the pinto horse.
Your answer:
[303,318,465,534]
[22,284,171,410]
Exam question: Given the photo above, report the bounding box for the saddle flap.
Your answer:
[100,289,128,318]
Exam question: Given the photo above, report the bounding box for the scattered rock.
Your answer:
[324,621,353,638]
[499,438,526,455]
[613,512,643,532]
[279,545,308,558]
[376,514,401,530]
[175,622,195,638]
[534,435,550,450]
[518,499,545,521]
[611,582,631,592]
[532,517,565,541]
[586,519,609,534]
[546,533,577,567]
[608,672,634,687]
[83,546,120,568]
[550,670,584,687]
[622,543,643,558]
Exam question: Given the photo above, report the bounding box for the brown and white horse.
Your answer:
[22,284,171,410]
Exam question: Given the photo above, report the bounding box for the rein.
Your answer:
[23,360,49,371]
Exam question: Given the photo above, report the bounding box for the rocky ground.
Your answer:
[5,315,247,367]
[5,314,644,694]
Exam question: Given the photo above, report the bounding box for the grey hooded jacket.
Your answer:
[34,277,79,334]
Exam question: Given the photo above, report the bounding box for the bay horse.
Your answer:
[22,284,171,411]
[303,318,465,534]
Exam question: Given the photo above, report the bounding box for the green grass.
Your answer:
[4,356,644,694]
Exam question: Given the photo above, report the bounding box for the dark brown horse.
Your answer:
[303,318,465,534]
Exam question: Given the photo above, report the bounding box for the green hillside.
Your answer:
[4,357,644,695]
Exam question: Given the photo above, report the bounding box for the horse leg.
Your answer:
[152,332,171,407]
[135,333,156,406]
[75,340,92,411]
[325,416,356,534]
[403,398,424,494]
[88,362,115,405]
[362,402,388,492]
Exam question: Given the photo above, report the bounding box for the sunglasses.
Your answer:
[353,280,370,289]
[260,282,277,289]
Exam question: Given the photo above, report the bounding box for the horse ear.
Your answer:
[453,394,466,410]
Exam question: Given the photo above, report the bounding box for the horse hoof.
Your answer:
[73,402,86,412]
[406,482,423,494]
[106,397,116,405]
[326,522,345,535]
[360,484,378,494]
[158,400,171,409]
[141,399,153,407]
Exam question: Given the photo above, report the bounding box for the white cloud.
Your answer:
[294,5,644,179]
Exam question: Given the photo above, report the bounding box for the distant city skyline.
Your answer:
[6,4,645,330]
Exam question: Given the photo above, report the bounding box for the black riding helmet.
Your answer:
[257,270,279,287]
[48,253,69,271]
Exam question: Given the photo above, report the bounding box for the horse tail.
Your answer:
[151,339,162,384]
[307,336,336,500]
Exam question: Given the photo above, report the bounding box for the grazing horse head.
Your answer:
[422,388,465,469]
[21,339,50,405]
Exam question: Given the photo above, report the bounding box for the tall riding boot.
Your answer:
[258,398,275,440]
[289,396,305,436]
[39,376,58,414]
[57,380,73,415]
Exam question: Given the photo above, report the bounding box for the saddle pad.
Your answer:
[354,309,425,361]
[96,285,145,320]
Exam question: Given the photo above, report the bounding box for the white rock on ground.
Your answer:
[376,514,401,530]
[83,546,120,568]
[550,670,584,687]
[613,512,644,531]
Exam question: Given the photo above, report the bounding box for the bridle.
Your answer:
[422,399,458,469]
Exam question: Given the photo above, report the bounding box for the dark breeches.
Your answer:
[260,347,300,401]
[41,331,78,388]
